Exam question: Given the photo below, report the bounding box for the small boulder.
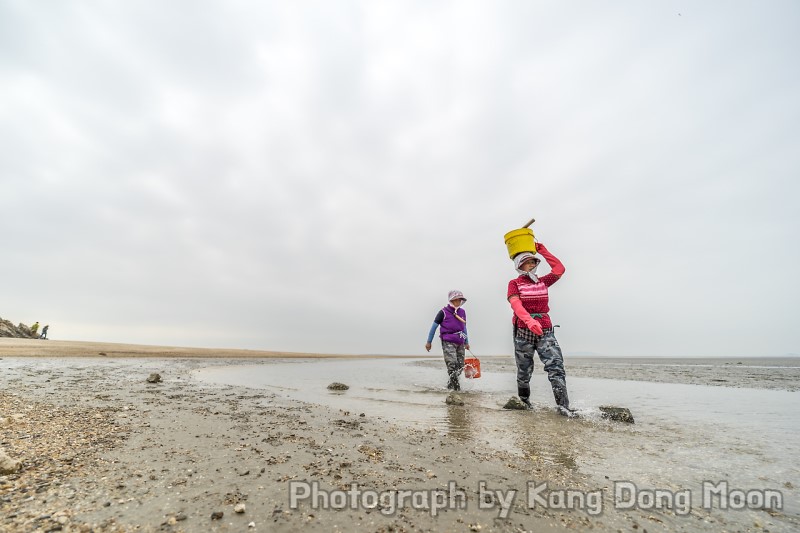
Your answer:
[445,393,464,406]
[146,373,162,384]
[503,397,528,410]
[327,382,349,391]
[211,511,224,520]
[0,448,21,475]
[234,503,246,514]
[599,406,635,423]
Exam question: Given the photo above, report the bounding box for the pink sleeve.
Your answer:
[536,242,565,277]
[507,279,520,299]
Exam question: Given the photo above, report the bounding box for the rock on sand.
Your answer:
[0,448,21,474]
[327,382,349,391]
[503,397,528,410]
[445,392,464,406]
[599,406,635,423]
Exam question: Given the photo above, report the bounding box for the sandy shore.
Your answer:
[0,338,381,359]
[2,340,795,532]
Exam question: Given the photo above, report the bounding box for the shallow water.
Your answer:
[194,357,800,519]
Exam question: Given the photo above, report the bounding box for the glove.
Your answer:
[509,298,543,335]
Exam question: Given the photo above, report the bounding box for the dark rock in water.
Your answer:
[599,406,634,423]
[146,373,162,384]
[327,382,349,391]
[503,397,528,410]
[445,392,464,406]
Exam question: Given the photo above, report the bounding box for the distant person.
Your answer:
[507,242,577,417]
[30,321,40,337]
[425,290,470,391]
[40,325,49,339]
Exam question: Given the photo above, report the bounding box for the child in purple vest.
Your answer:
[425,290,470,391]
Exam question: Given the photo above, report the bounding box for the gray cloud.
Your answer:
[2,1,798,356]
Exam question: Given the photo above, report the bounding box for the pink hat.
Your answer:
[448,290,467,303]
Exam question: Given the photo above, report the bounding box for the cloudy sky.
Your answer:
[2,1,798,357]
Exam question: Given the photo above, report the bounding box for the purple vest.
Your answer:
[440,306,467,344]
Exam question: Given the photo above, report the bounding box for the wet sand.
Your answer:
[480,356,800,392]
[0,338,378,359]
[1,339,797,532]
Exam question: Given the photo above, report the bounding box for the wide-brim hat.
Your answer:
[513,252,540,270]
[447,290,467,303]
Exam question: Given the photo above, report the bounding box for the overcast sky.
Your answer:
[2,1,798,357]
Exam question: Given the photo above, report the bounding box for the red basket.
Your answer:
[464,357,481,379]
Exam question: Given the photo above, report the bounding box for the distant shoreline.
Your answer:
[2,337,796,362]
[0,338,414,359]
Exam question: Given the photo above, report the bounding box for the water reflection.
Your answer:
[443,402,474,440]
[193,357,800,517]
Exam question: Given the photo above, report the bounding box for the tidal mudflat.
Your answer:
[2,340,798,532]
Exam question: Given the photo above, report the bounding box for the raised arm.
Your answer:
[535,242,565,277]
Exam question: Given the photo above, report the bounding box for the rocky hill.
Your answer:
[0,317,39,339]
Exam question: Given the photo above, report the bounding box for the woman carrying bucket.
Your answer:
[425,290,470,391]
[505,225,576,417]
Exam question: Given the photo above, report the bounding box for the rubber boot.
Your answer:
[518,385,532,409]
[553,385,577,418]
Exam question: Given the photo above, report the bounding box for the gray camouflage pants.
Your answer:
[513,329,570,407]
[442,340,465,388]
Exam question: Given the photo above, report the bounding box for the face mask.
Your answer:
[515,258,539,277]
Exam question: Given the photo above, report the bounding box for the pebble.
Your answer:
[0,448,21,474]
[503,396,527,410]
[445,392,464,406]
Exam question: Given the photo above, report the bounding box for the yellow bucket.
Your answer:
[504,228,536,258]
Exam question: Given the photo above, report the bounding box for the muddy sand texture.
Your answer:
[3,358,599,533]
[2,341,795,532]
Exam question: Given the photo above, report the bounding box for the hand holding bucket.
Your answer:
[464,350,481,379]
